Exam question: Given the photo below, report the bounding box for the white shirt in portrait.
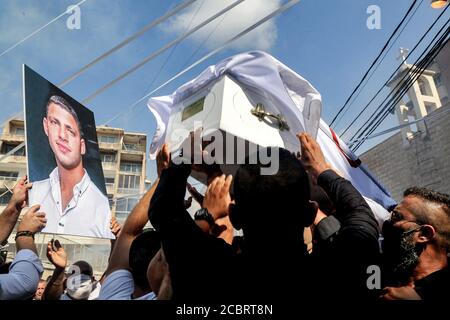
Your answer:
[29,168,114,239]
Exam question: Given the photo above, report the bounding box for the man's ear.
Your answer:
[303,200,319,227]
[228,203,242,230]
[43,117,49,137]
[417,225,436,243]
[80,138,86,156]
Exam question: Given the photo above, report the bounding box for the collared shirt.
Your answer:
[98,269,157,300]
[29,168,114,239]
[0,249,44,300]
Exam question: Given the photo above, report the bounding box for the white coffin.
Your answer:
[165,75,300,182]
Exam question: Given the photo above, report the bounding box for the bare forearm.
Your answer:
[105,179,160,275]
[0,205,20,244]
[43,268,65,300]
[16,236,37,255]
[122,179,159,236]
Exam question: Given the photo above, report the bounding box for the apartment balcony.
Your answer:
[121,144,145,154]
[0,154,26,163]
[98,141,121,150]
[0,176,17,190]
[101,161,117,171]
[106,183,115,194]
[0,133,25,142]
[117,188,140,195]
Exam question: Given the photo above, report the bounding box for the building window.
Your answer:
[1,143,25,156]
[434,73,442,87]
[120,161,142,173]
[417,77,432,96]
[0,192,12,205]
[123,143,139,151]
[116,197,138,212]
[98,135,118,144]
[0,171,19,181]
[107,194,114,209]
[105,177,115,188]
[118,174,140,193]
[101,153,116,163]
[115,197,139,219]
[14,127,24,135]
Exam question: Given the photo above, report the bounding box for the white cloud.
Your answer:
[163,0,282,51]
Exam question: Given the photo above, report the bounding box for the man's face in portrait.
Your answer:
[43,102,85,170]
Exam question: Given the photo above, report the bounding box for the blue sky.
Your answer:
[0,0,447,183]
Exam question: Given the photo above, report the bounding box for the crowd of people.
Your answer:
[0,132,449,301]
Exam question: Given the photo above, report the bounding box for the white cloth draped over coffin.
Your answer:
[147,51,396,222]
[147,50,322,159]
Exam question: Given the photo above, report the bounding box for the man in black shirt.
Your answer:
[149,133,380,301]
[380,187,450,300]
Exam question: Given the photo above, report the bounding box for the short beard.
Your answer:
[391,233,421,284]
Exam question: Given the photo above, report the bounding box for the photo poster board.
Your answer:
[23,65,114,239]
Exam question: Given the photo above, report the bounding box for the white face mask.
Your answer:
[66,274,94,300]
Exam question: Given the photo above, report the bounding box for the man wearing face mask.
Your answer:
[43,240,100,300]
[380,187,450,300]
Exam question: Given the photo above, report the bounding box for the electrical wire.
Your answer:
[329,0,419,127]
[340,5,449,138]
[351,23,449,152]
[0,0,89,58]
[82,0,245,104]
[59,0,199,87]
[334,0,425,130]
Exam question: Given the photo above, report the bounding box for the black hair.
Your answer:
[72,260,93,277]
[404,186,450,251]
[46,95,84,138]
[233,147,312,232]
[129,228,161,291]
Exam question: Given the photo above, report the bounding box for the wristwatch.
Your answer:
[194,208,215,227]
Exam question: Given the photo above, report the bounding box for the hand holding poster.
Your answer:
[23,65,114,239]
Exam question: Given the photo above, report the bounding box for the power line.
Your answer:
[102,0,300,126]
[180,6,230,69]
[351,27,449,151]
[329,0,419,127]
[82,0,245,104]
[0,0,90,58]
[340,5,449,137]
[334,0,425,130]
[349,106,450,145]
[139,0,207,99]
[351,23,450,152]
[352,35,449,152]
[351,23,449,148]
[59,0,199,87]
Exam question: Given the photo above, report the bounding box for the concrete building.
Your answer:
[0,119,149,277]
[360,42,450,202]
[96,125,148,224]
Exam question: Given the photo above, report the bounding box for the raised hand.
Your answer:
[17,204,46,234]
[156,143,171,177]
[187,183,204,207]
[46,239,67,270]
[297,133,332,182]
[203,175,233,220]
[110,216,122,238]
[10,175,32,211]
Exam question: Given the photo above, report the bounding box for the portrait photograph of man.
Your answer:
[23,65,114,239]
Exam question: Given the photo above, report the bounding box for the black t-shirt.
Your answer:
[414,264,450,300]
